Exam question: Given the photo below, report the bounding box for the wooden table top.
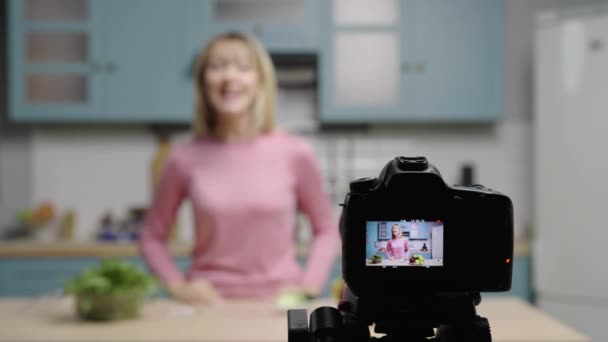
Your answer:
[0,296,589,341]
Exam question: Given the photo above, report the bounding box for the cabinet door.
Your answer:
[319,0,408,124]
[0,258,100,297]
[407,0,504,121]
[95,0,192,122]
[204,0,319,53]
[8,0,194,123]
[8,0,103,121]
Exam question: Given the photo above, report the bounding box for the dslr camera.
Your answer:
[288,156,513,342]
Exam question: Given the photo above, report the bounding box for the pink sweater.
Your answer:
[138,132,339,298]
[386,237,410,259]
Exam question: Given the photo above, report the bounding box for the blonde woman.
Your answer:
[139,32,338,305]
[385,224,410,261]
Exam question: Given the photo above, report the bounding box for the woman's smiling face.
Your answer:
[204,39,260,121]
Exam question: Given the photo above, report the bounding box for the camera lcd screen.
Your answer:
[366,220,444,267]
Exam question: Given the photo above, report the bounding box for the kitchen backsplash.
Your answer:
[29,88,532,243]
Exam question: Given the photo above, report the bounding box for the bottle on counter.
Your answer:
[151,131,179,241]
[98,212,117,242]
[58,210,76,241]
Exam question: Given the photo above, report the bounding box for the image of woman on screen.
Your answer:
[386,224,410,261]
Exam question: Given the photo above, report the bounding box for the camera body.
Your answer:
[340,156,513,300]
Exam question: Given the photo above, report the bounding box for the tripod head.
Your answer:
[287,288,492,342]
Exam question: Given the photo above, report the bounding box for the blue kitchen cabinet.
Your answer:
[91,0,193,122]
[409,224,431,240]
[0,256,189,297]
[0,257,100,297]
[0,256,532,302]
[407,0,504,121]
[319,0,504,124]
[7,0,321,123]
[7,0,193,123]
[484,256,532,303]
[323,256,532,303]
[189,0,320,54]
[319,0,406,123]
[411,252,432,259]
[7,0,101,121]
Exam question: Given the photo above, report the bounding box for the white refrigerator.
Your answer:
[534,7,608,341]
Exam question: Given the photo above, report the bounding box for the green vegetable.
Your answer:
[371,255,383,264]
[65,259,157,296]
[65,259,157,321]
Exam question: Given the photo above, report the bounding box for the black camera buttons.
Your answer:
[349,177,379,193]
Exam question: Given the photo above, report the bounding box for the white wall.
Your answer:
[0,3,32,230]
[30,127,197,241]
[31,127,154,240]
[29,106,531,243]
[0,130,31,229]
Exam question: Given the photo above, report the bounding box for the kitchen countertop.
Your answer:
[0,241,530,258]
[0,241,315,258]
[367,258,444,267]
[0,241,192,258]
[0,297,589,341]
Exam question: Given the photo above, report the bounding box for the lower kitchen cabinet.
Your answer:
[326,256,533,303]
[0,258,99,297]
[0,256,189,297]
[484,256,533,303]
[0,256,531,301]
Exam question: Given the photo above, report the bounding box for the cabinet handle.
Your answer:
[415,63,425,73]
[105,62,117,73]
[90,63,102,72]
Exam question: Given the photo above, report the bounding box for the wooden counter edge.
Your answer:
[0,242,530,258]
[0,242,192,258]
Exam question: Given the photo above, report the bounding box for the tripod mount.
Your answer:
[288,291,491,342]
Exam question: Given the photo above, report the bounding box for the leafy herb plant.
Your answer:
[65,259,157,320]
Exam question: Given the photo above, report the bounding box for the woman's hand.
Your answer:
[278,285,319,298]
[167,279,223,306]
[275,285,318,310]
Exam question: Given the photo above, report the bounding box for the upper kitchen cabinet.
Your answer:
[319,0,406,123]
[319,0,504,124]
[190,0,320,54]
[7,0,193,123]
[408,0,504,121]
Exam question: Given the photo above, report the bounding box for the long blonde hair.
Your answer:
[391,224,403,239]
[192,32,277,138]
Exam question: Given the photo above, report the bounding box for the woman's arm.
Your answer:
[138,150,187,286]
[386,240,393,259]
[294,139,340,294]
